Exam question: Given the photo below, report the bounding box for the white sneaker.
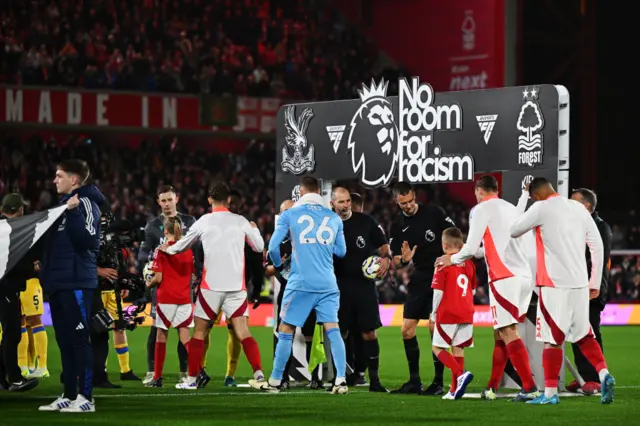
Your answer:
[60,395,95,413]
[175,378,197,390]
[248,378,279,393]
[178,372,189,384]
[331,381,348,395]
[39,395,72,411]
[27,368,50,379]
[142,372,154,385]
[442,392,455,400]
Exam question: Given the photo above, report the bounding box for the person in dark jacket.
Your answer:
[137,185,200,385]
[568,188,612,394]
[0,194,40,392]
[38,159,104,413]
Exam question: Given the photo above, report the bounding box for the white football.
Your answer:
[143,262,156,284]
[362,256,381,280]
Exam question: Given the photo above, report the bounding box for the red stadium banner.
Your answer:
[0,86,281,134]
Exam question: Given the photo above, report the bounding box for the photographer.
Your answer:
[38,159,103,413]
[0,194,40,392]
[137,185,201,385]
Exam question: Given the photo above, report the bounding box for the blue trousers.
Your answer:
[50,289,94,400]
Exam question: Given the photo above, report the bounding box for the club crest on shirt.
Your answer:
[356,236,366,248]
[425,229,435,242]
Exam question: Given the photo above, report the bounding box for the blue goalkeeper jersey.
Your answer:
[269,198,346,293]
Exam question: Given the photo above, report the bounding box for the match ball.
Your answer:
[362,256,381,280]
[143,262,156,284]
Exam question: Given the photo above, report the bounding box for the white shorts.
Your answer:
[433,323,474,349]
[488,276,534,329]
[195,289,249,321]
[155,303,194,330]
[536,286,592,345]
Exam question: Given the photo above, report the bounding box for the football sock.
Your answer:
[17,326,29,369]
[354,333,367,375]
[187,338,204,377]
[115,343,130,373]
[577,336,609,382]
[154,342,166,380]
[488,340,508,390]
[177,340,188,373]
[31,324,48,369]
[364,338,380,382]
[436,351,463,377]
[27,328,36,369]
[146,326,156,371]
[506,338,537,391]
[201,331,210,368]
[272,332,294,381]
[403,337,421,382]
[432,350,445,385]
[453,356,465,392]
[543,347,562,398]
[227,328,242,377]
[326,328,346,380]
[240,337,262,373]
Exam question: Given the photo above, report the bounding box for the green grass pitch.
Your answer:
[1,326,639,425]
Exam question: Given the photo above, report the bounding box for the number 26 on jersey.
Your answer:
[297,215,335,245]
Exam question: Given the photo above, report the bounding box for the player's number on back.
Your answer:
[457,274,469,297]
[298,215,335,245]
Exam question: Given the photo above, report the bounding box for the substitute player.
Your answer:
[331,187,390,392]
[251,177,347,394]
[19,276,48,379]
[145,216,194,387]
[161,182,266,390]
[138,186,200,385]
[510,177,615,405]
[436,175,539,401]
[389,182,453,395]
[431,227,475,400]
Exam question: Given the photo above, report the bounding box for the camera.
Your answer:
[92,209,146,333]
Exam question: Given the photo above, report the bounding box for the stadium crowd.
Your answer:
[0,0,406,100]
[1,134,639,304]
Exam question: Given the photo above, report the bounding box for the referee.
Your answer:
[331,188,390,393]
[569,188,612,394]
[389,182,453,396]
[138,185,201,385]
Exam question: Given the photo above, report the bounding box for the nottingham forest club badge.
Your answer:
[281,105,316,175]
[517,86,544,168]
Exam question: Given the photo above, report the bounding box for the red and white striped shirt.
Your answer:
[166,207,264,292]
[451,194,533,283]
[510,194,604,290]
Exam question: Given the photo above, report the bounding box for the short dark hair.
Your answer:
[300,176,319,193]
[393,181,413,196]
[350,192,363,208]
[475,175,498,192]
[157,185,177,197]
[442,227,464,247]
[529,177,550,194]
[209,182,230,202]
[572,188,597,212]
[57,159,90,185]
[228,189,242,199]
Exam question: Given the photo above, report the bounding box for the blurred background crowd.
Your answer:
[1,0,638,304]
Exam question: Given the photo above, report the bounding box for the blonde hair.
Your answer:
[164,216,183,241]
[442,227,463,248]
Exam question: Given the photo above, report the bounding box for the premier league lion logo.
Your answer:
[346,79,399,188]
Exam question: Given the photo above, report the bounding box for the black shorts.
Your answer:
[403,270,434,320]
[338,283,382,332]
[276,283,317,338]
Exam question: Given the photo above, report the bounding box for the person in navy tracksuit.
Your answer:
[38,159,104,413]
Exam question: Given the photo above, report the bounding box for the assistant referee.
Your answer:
[389,182,454,396]
[331,187,390,392]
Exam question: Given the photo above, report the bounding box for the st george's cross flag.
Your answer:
[0,205,66,281]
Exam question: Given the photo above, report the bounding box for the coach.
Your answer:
[138,185,200,385]
[0,194,40,392]
[568,188,612,394]
[39,159,104,413]
[389,182,453,396]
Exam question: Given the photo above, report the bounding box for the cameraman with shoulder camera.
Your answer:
[138,185,200,385]
[91,201,141,389]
